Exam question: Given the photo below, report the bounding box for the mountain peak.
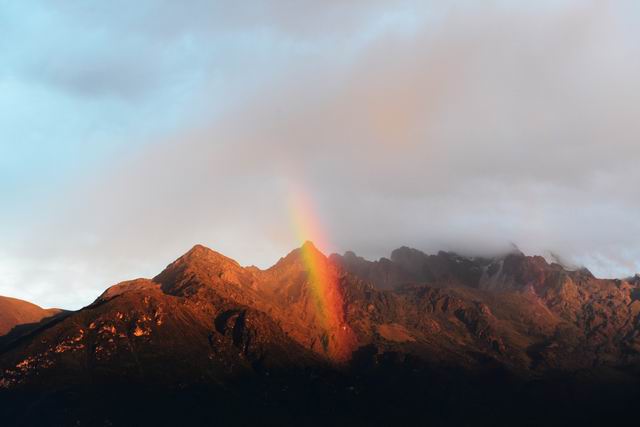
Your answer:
[178,244,241,267]
[300,240,328,258]
[267,241,329,272]
[185,243,222,257]
[153,244,246,296]
[300,240,318,251]
[188,243,210,253]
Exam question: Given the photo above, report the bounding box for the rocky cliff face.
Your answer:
[2,243,640,425]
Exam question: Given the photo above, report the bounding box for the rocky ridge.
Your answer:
[2,243,640,425]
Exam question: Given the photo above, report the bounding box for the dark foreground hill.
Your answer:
[2,243,640,426]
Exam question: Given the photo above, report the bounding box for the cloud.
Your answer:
[3,0,640,308]
[1,0,420,101]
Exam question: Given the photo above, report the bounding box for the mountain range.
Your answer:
[2,242,640,426]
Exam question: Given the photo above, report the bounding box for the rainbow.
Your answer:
[288,188,354,359]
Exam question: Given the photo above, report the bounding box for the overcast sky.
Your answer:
[2,1,640,309]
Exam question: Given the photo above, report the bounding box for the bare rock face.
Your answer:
[327,245,640,373]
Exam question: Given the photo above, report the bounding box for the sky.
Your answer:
[1,0,640,309]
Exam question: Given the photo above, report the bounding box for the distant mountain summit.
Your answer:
[1,243,640,426]
[0,296,63,336]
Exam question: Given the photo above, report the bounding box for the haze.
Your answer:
[1,0,639,309]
